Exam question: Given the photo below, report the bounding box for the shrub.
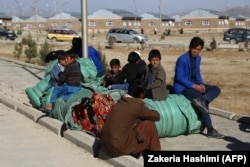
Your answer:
[108,37,115,49]
[13,42,23,60]
[97,44,109,73]
[24,33,38,63]
[179,28,184,34]
[210,37,217,51]
[38,40,52,65]
[161,34,165,40]
[244,41,249,50]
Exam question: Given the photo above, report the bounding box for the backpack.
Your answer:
[72,92,115,138]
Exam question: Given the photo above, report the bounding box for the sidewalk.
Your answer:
[0,57,249,167]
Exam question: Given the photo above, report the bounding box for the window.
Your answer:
[89,21,96,27]
[106,21,113,26]
[38,23,44,28]
[52,22,58,27]
[202,20,210,26]
[128,21,132,26]
[27,24,33,28]
[149,22,155,27]
[65,22,72,27]
[6,22,11,26]
[185,20,192,26]
[122,21,127,26]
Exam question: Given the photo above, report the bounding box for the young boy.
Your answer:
[144,49,168,101]
[111,51,146,90]
[45,51,66,91]
[101,78,161,158]
[101,58,122,88]
[45,49,83,112]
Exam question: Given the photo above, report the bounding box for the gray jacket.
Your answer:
[145,64,168,101]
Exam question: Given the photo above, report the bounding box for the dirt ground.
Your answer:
[0,33,249,116]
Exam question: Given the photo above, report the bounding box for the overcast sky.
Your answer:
[1,0,250,16]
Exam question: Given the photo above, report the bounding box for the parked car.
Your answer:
[106,28,148,43]
[47,28,80,42]
[0,28,17,40]
[223,28,250,44]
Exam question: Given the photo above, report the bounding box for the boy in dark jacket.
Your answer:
[101,58,122,88]
[45,49,83,112]
[111,51,146,90]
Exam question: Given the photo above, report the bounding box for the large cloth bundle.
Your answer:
[25,57,98,109]
[144,94,202,137]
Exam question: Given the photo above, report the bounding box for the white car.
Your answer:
[106,28,148,43]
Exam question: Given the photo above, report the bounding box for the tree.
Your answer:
[39,40,52,65]
[24,33,38,63]
[13,42,23,60]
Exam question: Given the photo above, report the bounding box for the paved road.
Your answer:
[0,57,249,166]
[0,103,113,167]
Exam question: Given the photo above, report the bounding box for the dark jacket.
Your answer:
[59,61,83,86]
[118,60,146,84]
[101,96,160,156]
[102,70,123,87]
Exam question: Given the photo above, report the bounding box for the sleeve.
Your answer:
[147,66,166,89]
[175,58,194,88]
[195,56,204,84]
[137,101,160,121]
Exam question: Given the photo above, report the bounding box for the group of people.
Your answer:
[43,36,224,159]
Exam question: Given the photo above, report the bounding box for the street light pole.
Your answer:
[15,0,21,31]
[81,0,88,58]
[159,0,162,35]
[35,0,39,41]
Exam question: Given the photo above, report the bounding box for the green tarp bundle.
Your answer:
[144,95,201,137]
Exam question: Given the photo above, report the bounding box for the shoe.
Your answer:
[192,98,209,113]
[92,138,102,158]
[207,129,224,139]
[130,153,141,159]
[200,124,205,132]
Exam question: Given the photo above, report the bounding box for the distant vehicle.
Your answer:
[47,28,80,42]
[223,28,250,44]
[106,28,148,43]
[0,28,17,40]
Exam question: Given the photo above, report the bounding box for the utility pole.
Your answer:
[81,0,88,58]
[35,0,39,41]
[133,0,138,28]
[159,0,162,35]
[15,0,21,31]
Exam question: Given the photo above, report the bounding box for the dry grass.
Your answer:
[0,32,249,116]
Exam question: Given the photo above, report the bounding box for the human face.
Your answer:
[59,59,66,67]
[65,56,75,65]
[190,45,203,58]
[110,65,120,74]
[150,57,161,68]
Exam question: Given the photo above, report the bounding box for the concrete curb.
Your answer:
[0,93,143,167]
[210,107,250,125]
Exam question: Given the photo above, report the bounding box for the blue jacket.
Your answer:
[77,46,104,75]
[172,52,204,95]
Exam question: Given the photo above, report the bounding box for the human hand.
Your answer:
[200,84,205,93]
[193,84,205,93]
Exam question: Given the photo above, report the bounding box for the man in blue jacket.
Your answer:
[172,37,224,139]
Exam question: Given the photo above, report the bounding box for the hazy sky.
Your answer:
[1,0,250,16]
